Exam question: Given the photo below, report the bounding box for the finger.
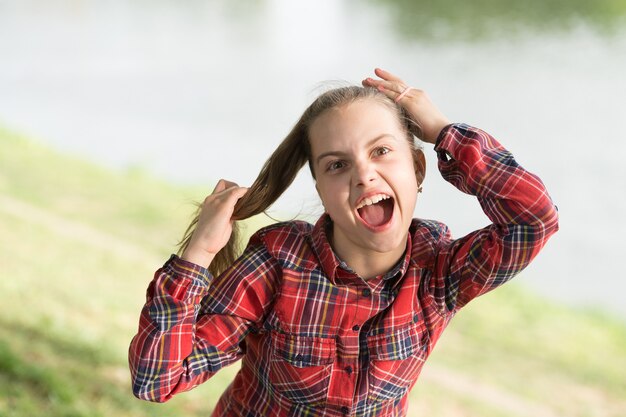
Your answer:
[374,68,403,82]
[212,179,239,194]
[221,180,239,190]
[362,77,387,89]
[375,79,407,94]
[202,186,248,216]
[224,186,248,202]
[365,79,412,105]
[212,179,227,194]
[215,186,248,210]
[225,187,249,220]
[362,69,409,99]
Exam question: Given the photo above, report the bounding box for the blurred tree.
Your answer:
[361,0,626,40]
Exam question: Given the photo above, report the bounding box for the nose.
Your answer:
[353,160,377,187]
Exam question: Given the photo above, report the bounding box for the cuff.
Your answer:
[163,254,213,292]
[434,123,458,162]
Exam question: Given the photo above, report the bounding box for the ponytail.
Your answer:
[178,123,310,277]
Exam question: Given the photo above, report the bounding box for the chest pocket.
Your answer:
[269,332,336,405]
[366,321,429,403]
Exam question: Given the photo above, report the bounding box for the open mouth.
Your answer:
[356,194,394,228]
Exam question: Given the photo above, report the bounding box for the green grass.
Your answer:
[1,125,625,417]
[423,285,626,416]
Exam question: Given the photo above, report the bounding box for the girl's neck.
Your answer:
[330,229,408,280]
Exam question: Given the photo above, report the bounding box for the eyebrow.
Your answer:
[315,134,397,166]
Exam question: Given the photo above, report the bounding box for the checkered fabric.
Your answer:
[129,124,559,416]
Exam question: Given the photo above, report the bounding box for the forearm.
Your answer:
[435,123,559,232]
[431,124,559,311]
[129,240,280,402]
[128,256,216,402]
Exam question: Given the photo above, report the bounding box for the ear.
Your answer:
[412,148,426,187]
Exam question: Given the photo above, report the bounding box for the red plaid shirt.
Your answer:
[129,124,558,416]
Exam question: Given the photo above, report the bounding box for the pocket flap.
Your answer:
[272,332,336,367]
[367,324,425,361]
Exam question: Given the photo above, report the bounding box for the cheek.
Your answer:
[317,179,350,211]
[387,156,417,181]
[389,160,419,203]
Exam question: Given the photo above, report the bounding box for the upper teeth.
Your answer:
[356,194,391,209]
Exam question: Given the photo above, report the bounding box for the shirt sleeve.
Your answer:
[128,239,280,402]
[428,123,559,313]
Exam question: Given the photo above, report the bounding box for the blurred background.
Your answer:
[1,1,625,416]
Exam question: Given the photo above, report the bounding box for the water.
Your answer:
[1,0,625,318]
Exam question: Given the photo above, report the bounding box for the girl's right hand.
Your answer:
[362,68,451,144]
[181,179,248,269]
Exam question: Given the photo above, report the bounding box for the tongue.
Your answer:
[358,199,393,227]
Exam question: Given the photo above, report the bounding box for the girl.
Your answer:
[129,68,558,416]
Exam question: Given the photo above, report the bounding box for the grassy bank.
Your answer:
[1,126,625,417]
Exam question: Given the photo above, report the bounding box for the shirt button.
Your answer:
[345,366,353,375]
[352,324,360,332]
[341,406,350,414]
[362,288,371,297]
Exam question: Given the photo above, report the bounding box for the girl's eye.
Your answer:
[327,160,346,172]
[374,146,390,157]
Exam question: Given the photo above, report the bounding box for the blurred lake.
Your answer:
[1,0,625,318]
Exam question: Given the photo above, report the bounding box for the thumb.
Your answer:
[212,179,227,194]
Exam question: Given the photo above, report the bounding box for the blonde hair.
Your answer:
[178,86,425,277]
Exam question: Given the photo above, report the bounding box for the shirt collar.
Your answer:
[310,213,412,286]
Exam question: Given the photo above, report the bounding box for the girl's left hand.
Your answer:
[362,68,451,144]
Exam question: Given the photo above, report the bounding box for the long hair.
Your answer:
[178,86,424,277]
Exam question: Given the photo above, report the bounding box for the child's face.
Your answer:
[309,99,419,261]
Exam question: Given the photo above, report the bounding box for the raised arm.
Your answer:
[128,179,280,401]
[365,69,559,313]
[430,123,559,311]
